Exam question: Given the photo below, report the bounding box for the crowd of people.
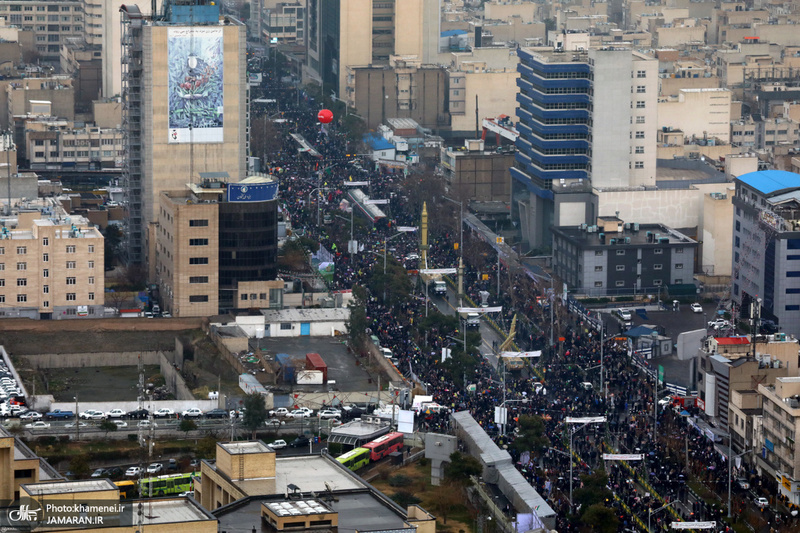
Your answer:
[254,60,791,533]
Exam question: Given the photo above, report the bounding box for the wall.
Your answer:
[337,0,373,98]
[659,76,720,97]
[449,70,519,135]
[656,25,705,48]
[701,188,734,276]
[658,88,732,143]
[20,350,160,369]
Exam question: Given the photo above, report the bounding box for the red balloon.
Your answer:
[317,109,333,124]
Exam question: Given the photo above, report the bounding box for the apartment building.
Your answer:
[440,139,513,202]
[732,170,800,337]
[0,198,104,319]
[511,46,658,249]
[0,0,83,62]
[551,217,697,296]
[758,376,800,504]
[25,119,124,169]
[0,424,62,501]
[261,1,304,44]
[155,174,278,317]
[120,1,247,265]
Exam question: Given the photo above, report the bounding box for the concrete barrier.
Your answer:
[20,351,162,369]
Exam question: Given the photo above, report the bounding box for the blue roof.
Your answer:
[441,30,468,37]
[364,134,394,151]
[736,170,800,195]
[625,325,656,338]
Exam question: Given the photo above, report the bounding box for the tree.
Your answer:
[443,451,482,486]
[179,418,198,436]
[249,115,282,160]
[196,436,217,459]
[242,392,268,438]
[98,420,118,438]
[430,481,464,524]
[573,469,612,510]
[513,415,550,456]
[69,454,91,478]
[581,503,619,533]
[346,284,368,346]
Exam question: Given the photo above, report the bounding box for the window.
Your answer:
[189,257,209,265]
[595,265,603,271]
[654,248,662,254]
[189,276,209,284]
[653,279,662,286]
[16,262,25,271]
[654,264,663,270]
[240,294,248,301]
[42,285,48,294]
[635,146,644,154]
[16,278,26,286]
[189,295,209,303]
[189,238,209,246]
[280,323,293,330]
[42,300,48,307]
[636,70,646,78]
[0,263,4,271]
[636,101,645,108]
[616,265,625,271]
[0,296,5,303]
[674,263,683,269]
[88,276,94,285]
[594,250,603,256]
[88,292,94,301]
[616,250,625,256]
[42,253,48,262]
[42,269,48,278]
[787,288,800,294]
[616,280,625,287]
[635,131,645,139]
[788,271,800,278]
[16,246,25,255]
[634,161,644,169]
[786,305,800,311]
[675,247,684,253]
[88,261,94,269]
[66,261,76,269]
[594,281,603,287]
[17,294,26,303]
[66,277,76,285]
[636,116,645,124]
[0,279,4,287]
[636,85,646,93]
[42,237,48,246]
[189,219,209,227]
[66,293,76,301]
[674,279,682,284]
[88,244,94,253]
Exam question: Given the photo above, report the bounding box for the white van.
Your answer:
[380,347,394,359]
[466,313,481,328]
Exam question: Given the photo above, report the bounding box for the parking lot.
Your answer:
[250,336,373,391]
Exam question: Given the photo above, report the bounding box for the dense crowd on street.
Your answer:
[255,63,794,533]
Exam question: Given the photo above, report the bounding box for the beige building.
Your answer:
[440,140,513,201]
[0,0,84,61]
[0,425,62,501]
[121,5,247,265]
[701,189,734,277]
[25,119,124,170]
[5,76,75,129]
[658,88,732,144]
[759,376,800,504]
[0,200,104,319]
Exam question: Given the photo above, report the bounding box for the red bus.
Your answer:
[363,432,404,461]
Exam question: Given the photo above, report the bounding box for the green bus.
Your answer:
[336,448,371,471]
[139,471,199,497]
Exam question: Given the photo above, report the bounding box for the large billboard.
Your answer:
[167,27,224,143]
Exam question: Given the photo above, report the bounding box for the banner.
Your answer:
[365,199,390,205]
[420,268,457,275]
[457,307,503,313]
[602,454,644,461]
[168,27,224,143]
[500,351,542,358]
[566,416,606,424]
[671,522,715,530]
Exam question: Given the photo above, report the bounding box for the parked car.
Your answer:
[65,421,88,428]
[137,420,157,428]
[168,459,178,470]
[181,408,202,418]
[708,318,731,330]
[189,459,200,468]
[106,409,126,419]
[760,319,779,334]
[90,468,108,478]
[153,408,174,418]
[269,439,287,449]
[289,436,310,448]
[690,303,703,313]
[113,420,128,428]
[288,408,313,419]
[146,463,163,474]
[616,308,632,321]
[268,407,290,418]
[45,409,74,420]
[318,409,341,420]
[106,466,124,478]
[737,478,750,490]
[126,408,149,419]
[25,421,50,430]
[204,408,228,419]
[19,411,43,421]
[755,497,769,509]
[658,395,674,408]
[125,466,141,477]
[80,410,106,420]
[265,418,285,427]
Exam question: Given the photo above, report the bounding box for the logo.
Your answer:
[171,130,179,141]
[9,504,39,522]
[239,186,248,193]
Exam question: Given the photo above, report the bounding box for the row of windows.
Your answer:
[542,148,587,155]
[189,238,208,246]
[540,102,589,110]
[5,5,73,12]
[593,279,674,288]
[1,276,94,286]
[595,264,665,272]
[189,257,209,265]
[542,117,588,125]
[537,71,591,79]
[541,133,588,140]
[2,243,94,253]
[592,248,681,256]
[0,261,90,270]
[1,293,93,303]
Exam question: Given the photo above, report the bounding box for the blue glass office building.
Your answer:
[511,49,597,250]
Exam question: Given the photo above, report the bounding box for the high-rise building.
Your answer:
[155,174,278,317]
[511,47,658,250]
[306,0,440,98]
[0,0,83,62]
[120,1,247,266]
[732,170,800,337]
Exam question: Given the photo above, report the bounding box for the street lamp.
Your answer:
[727,434,751,518]
[565,416,606,508]
[648,501,676,533]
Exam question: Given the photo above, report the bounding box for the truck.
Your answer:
[466,313,481,328]
[45,409,74,420]
[305,353,328,383]
[433,280,447,296]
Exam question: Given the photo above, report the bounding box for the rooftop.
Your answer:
[552,223,697,248]
[260,308,350,322]
[132,498,215,525]
[22,479,116,496]
[220,441,273,455]
[715,337,751,345]
[737,170,800,196]
[263,499,332,517]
